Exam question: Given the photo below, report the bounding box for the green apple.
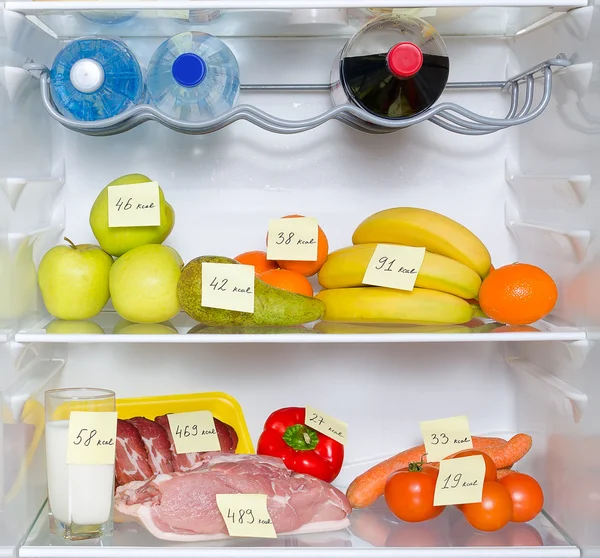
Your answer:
[38,238,113,320]
[113,318,178,335]
[89,174,175,257]
[109,244,183,323]
[46,319,105,334]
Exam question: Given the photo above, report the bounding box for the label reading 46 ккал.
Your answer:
[107,182,161,228]
[216,494,277,538]
[66,411,118,465]
[201,262,255,313]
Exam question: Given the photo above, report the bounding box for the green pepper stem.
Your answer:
[282,424,320,451]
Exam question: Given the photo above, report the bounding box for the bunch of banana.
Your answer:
[316,208,492,325]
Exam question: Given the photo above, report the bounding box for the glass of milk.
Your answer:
[45,388,116,540]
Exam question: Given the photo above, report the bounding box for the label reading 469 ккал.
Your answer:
[167,411,221,454]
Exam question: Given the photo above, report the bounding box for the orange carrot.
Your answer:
[496,468,517,480]
[485,434,532,469]
[346,436,508,509]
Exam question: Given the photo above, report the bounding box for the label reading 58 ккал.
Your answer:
[362,244,426,291]
[66,411,118,465]
[420,415,473,462]
[216,494,277,538]
[304,405,347,445]
[201,262,255,313]
[267,218,319,262]
[167,411,221,454]
[107,182,161,228]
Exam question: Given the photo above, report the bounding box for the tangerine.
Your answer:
[234,251,278,274]
[266,215,329,277]
[479,263,558,325]
[258,269,314,297]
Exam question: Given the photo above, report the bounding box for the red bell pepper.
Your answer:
[257,407,344,483]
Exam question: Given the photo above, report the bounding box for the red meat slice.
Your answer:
[115,419,154,485]
[127,417,174,475]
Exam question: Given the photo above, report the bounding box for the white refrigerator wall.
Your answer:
[0,2,599,557]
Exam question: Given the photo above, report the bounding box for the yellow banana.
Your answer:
[352,208,492,278]
[315,287,474,325]
[318,243,481,299]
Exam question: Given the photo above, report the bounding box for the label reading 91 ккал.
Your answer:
[433,455,485,506]
[107,182,161,228]
[167,411,221,454]
[216,494,277,538]
[267,218,319,262]
[420,415,473,462]
[305,405,347,445]
[201,262,254,313]
[362,244,426,291]
[66,411,118,465]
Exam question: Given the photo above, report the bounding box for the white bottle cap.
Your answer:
[69,59,105,93]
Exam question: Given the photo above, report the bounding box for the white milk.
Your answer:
[45,420,115,525]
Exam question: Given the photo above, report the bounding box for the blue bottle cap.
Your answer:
[172,53,207,88]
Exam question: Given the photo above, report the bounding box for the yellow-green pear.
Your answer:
[90,174,175,257]
[38,238,113,320]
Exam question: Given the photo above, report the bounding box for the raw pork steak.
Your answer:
[115,453,351,541]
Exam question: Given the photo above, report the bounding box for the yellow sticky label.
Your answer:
[420,415,473,462]
[167,411,221,454]
[434,455,485,506]
[266,218,319,262]
[216,494,277,538]
[304,405,347,445]
[201,263,254,313]
[362,245,426,291]
[107,182,161,228]
[66,411,118,465]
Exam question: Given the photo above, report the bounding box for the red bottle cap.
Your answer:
[387,42,424,78]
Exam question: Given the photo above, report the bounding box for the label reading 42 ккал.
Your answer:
[167,411,221,454]
[420,415,473,462]
[107,182,161,228]
[216,494,277,538]
[304,405,347,445]
[66,411,118,465]
[201,262,254,313]
[433,455,485,506]
[362,244,426,291]
[267,217,319,262]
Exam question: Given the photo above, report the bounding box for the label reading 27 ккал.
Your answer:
[305,405,347,445]
[201,262,254,313]
[362,244,426,291]
[167,411,221,454]
[267,218,319,262]
[66,411,118,465]
[108,182,161,228]
[433,455,485,506]
[420,415,473,462]
[216,494,277,538]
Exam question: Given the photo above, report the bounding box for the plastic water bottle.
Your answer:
[49,37,145,121]
[146,32,240,122]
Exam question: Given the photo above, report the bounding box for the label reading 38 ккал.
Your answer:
[267,218,319,262]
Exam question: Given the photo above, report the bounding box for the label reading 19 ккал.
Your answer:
[362,244,426,291]
[107,182,161,228]
[216,494,277,538]
[201,262,255,313]
[305,405,347,445]
[66,411,118,465]
[267,217,319,262]
[167,411,221,454]
[433,455,485,506]
[420,415,473,462]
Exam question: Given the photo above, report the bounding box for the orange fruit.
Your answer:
[258,269,314,297]
[234,251,278,274]
[479,263,558,325]
[266,214,329,277]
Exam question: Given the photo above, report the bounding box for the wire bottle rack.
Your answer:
[26,54,571,137]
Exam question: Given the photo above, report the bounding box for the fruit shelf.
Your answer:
[12,312,586,343]
[25,55,570,137]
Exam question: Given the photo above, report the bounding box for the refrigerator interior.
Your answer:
[1,1,600,557]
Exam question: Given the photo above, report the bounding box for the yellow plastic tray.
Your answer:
[50,391,254,454]
[116,391,254,454]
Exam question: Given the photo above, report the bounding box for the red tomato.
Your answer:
[450,450,497,481]
[498,473,544,523]
[462,481,513,532]
[385,463,445,523]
